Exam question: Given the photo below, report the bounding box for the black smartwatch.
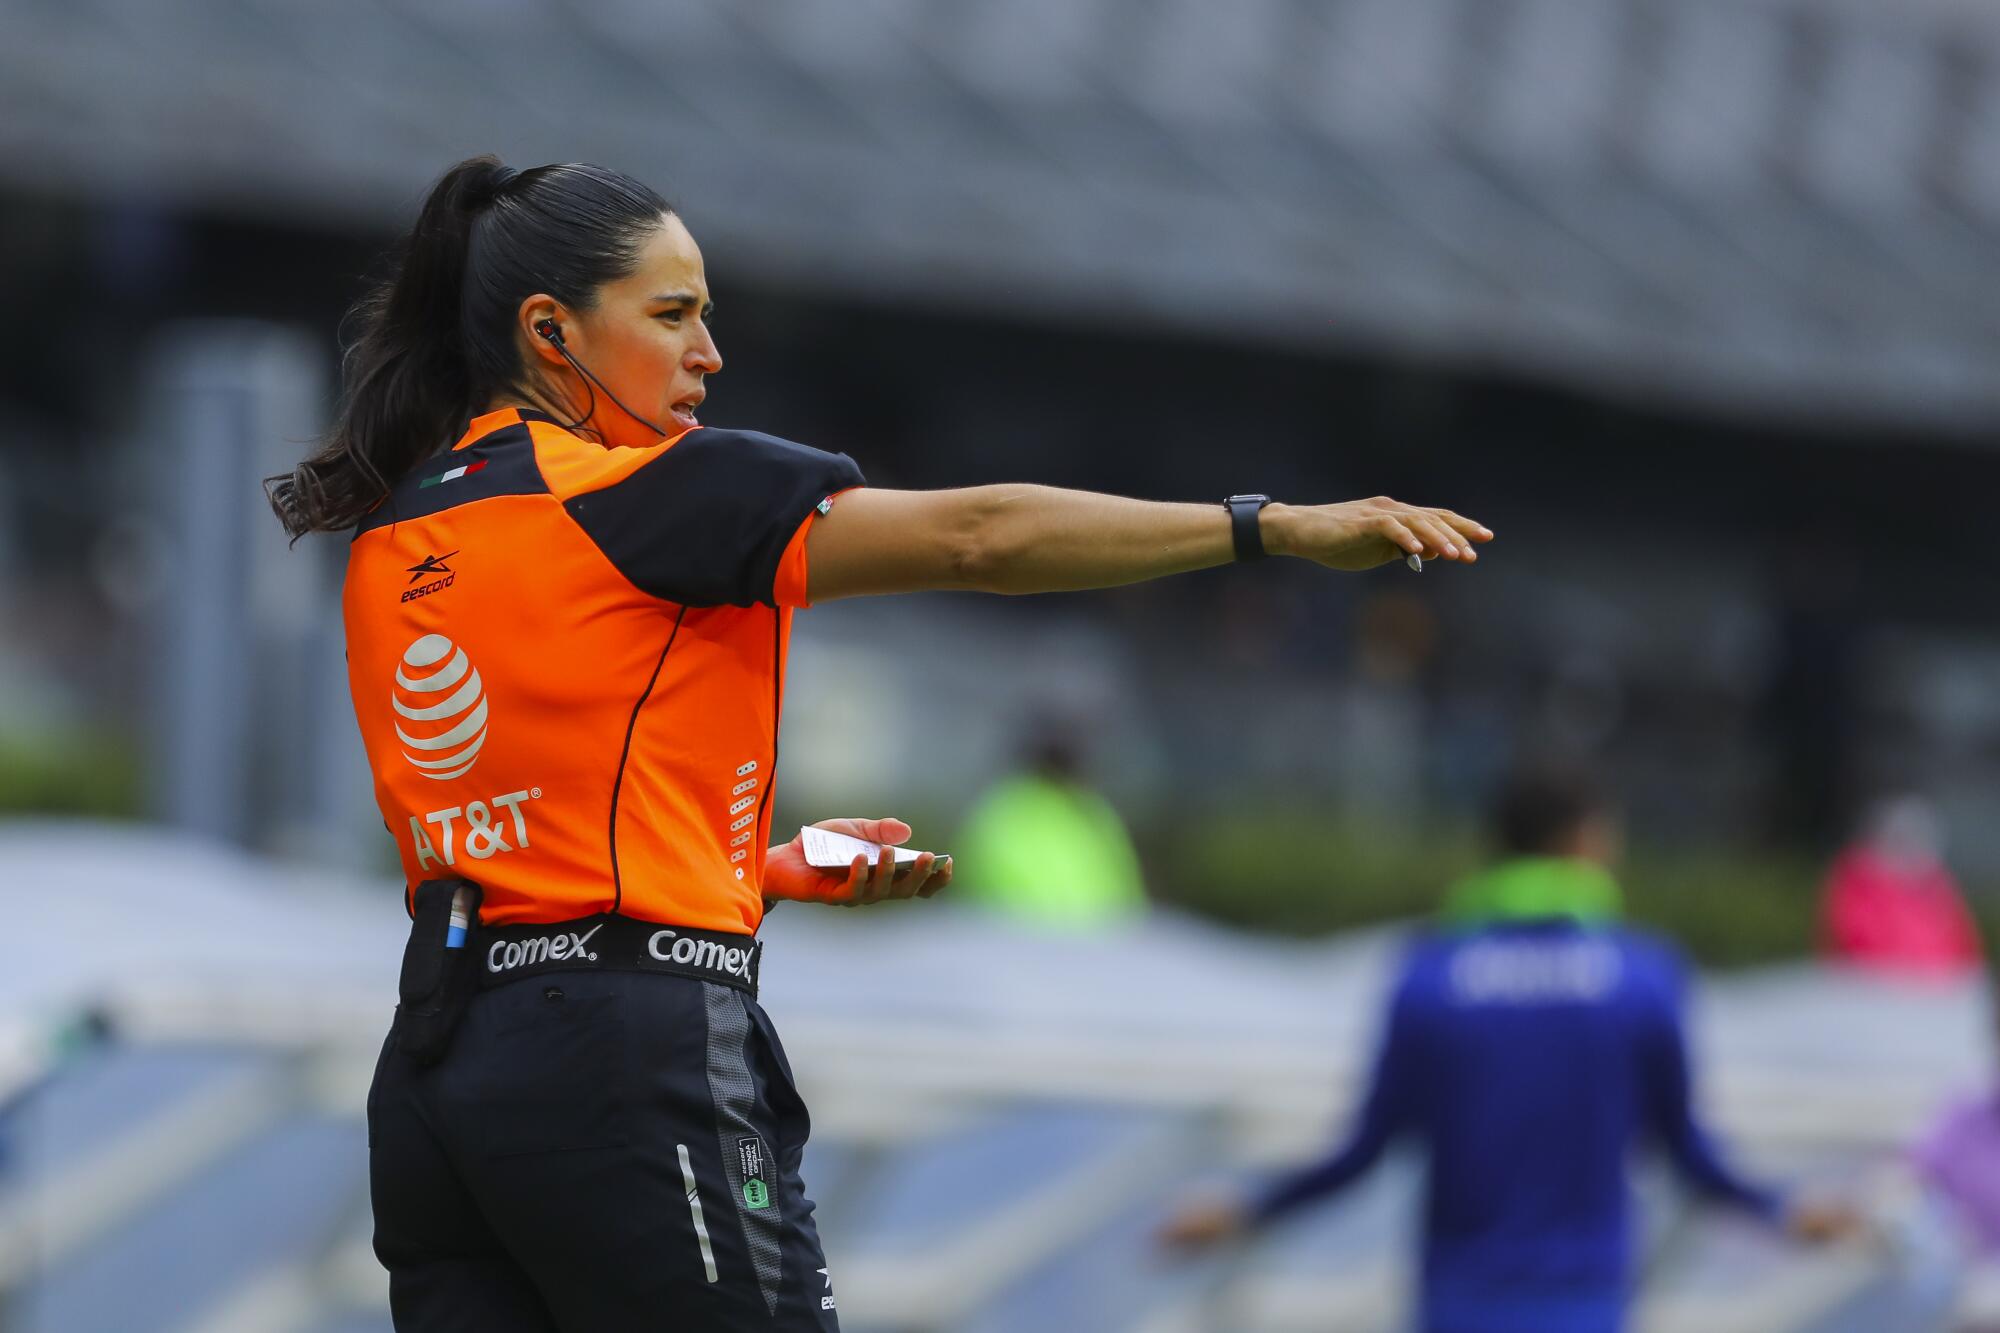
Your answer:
[1224,494,1273,562]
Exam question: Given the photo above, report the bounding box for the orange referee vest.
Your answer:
[342,407,863,934]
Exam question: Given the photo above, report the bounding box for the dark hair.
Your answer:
[1490,761,1612,857]
[266,155,673,538]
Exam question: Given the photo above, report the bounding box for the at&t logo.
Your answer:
[394,633,488,781]
[411,788,542,872]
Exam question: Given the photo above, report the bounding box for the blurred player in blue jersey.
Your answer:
[1160,763,1857,1333]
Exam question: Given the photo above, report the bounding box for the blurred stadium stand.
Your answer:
[4,0,2000,426]
[6,0,2000,879]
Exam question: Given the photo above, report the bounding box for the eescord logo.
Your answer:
[401,573,455,603]
[406,552,456,583]
[648,930,757,985]
[394,634,488,781]
[487,923,604,974]
[402,552,458,602]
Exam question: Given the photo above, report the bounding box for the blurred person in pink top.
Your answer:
[1820,797,1982,979]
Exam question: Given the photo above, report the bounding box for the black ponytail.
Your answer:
[267,155,673,538]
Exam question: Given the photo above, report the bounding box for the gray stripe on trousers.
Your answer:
[704,982,784,1315]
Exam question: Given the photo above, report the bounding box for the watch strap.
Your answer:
[1224,494,1272,562]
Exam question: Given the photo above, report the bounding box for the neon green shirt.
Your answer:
[954,775,1147,927]
[1441,856,1622,927]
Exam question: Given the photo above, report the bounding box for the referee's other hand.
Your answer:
[1786,1196,1867,1245]
[1157,1196,1251,1251]
[1267,497,1493,572]
[763,818,954,906]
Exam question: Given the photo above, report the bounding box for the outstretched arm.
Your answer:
[1248,979,1422,1226]
[805,486,1492,602]
[1160,969,1424,1248]
[1641,965,1786,1221]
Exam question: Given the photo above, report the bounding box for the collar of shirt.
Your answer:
[453,406,563,451]
[1441,856,1623,928]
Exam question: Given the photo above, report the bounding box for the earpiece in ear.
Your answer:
[526,316,668,437]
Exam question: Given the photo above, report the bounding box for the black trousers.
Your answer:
[368,968,840,1331]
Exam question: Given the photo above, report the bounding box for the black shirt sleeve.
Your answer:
[564,429,865,608]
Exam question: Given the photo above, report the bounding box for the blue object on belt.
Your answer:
[446,884,473,949]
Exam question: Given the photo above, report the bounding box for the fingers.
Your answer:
[1156,1201,1245,1250]
[893,851,950,900]
[858,817,913,846]
[1434,509,1494,544]
[861,846,898,903]
[892,850,953,901]
[814,817,912,845]
[837,853,870,907]
[1404,512,1464,560]
[1788,1200,1867,1244]
[847,849,895,906]
[1373,514,1423,559]
[1300,497,1493,572]
[893,851,934,899]
[1381,504,1490,562]
[827,835,950,905]
[1405,505,1491,555]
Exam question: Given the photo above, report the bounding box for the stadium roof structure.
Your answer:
[5,0,2000,432]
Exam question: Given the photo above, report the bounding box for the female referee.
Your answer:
[267,156,1492,1333]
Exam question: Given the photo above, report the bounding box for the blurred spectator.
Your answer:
[1820,796,1982,980]
[1160,762,1854,1333]
[1902,998,2000,1330]
[1913,1003,2000,1258]
[953,709,1145,928]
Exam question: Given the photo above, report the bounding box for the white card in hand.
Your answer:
[799,825,928,871]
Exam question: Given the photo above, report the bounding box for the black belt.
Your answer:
[473,914,760,997]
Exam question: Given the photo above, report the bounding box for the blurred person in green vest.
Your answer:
[954,711,1146,927]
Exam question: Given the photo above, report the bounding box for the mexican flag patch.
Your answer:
[419,459,487,489]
